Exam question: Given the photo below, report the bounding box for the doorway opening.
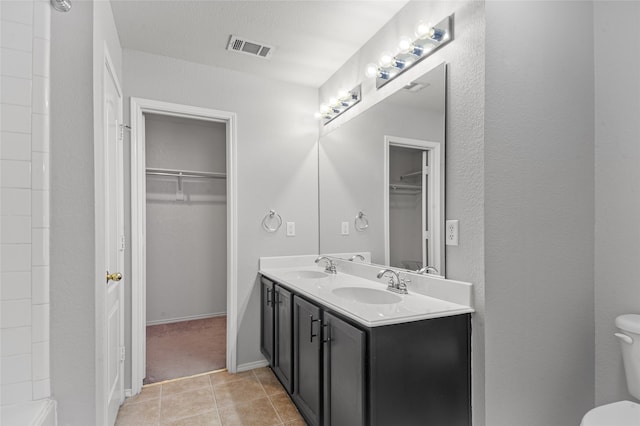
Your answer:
[143,114,227,384]
[130,99,238,395]
[384,136,444,275]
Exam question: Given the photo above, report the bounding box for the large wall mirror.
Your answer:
[319,62,446,275]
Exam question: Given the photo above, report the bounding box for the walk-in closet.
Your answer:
[144,114,227,384]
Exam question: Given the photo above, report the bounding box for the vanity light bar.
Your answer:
[365,14,453,89]
[315,85,362,125]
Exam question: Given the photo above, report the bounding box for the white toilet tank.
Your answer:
[616,314,640,400]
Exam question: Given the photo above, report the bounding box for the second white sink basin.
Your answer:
[281,270,328,280]
[332,287,402,305]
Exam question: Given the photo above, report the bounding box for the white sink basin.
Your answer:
[332,287,402,305]
[281,270,328,280]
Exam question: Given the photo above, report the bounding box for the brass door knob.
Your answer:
[106,271,123,283]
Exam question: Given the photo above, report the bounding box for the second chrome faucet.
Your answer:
[377,269,409,294]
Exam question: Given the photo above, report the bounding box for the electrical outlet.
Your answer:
[286,222,296,237]
[341,221,349,235]
[446,220,459,246]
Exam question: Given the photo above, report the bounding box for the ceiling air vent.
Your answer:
[227,35,275,60]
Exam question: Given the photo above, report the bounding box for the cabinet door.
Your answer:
[273,285,293,393]
[293,296,322,425]
[260,278,274,366]
[323,312,366,426]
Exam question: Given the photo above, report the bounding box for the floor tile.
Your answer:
[213,375,267,407]
[269,393,303,423]
[161,409,221,426]
[208,370,254,386]
[217,397,282,425]
[161,387,216,422]
[255,369,286,396]
[124,384,162,406]
[115,398,161,425]
[162,374,212,396]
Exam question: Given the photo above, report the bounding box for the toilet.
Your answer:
[581,314,640,426]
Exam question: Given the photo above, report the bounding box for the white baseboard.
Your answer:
[1,399,56,426]
[146,312,226,326]
[236,359,269,372]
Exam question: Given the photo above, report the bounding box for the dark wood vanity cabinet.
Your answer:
[293,297,366,426]
[260,278,274,365]
[273,284,293,393]
[260,276,294,393]
[260,275,471,426]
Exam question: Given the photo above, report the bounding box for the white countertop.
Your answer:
[259,264,474,328]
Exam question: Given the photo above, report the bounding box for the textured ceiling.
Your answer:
[110,0,409,88]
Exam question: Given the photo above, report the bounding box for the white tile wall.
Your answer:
[1,327,32,357]
[0,132,31,161]
[0,271,31,300]
[1,0,51,406]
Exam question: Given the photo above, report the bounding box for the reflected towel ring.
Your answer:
[262,209,283,233]
[354,211,369,232]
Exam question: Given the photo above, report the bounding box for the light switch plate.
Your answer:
[286,222,295,237]
[341,221,349,235]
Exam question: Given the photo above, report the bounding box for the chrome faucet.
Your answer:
[377,269,409,294]
[315,256,337,274]
[416,266,439,275]
[348,254,365,262]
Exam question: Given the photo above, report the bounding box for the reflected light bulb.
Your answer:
[379,52,394,68]
[365,63,379,78]
[314,112,322,119]
[415,20,431,39]
[398,37,413,54]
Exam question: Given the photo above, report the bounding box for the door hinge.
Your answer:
[120,235,126,251]
[120,346,126,362]
[119,124,131,141]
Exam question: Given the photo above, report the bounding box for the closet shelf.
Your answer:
[146,167,226,179]
[390,183,421,191]
[399,171,422,180]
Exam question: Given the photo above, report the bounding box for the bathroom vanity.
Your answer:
[259,256,473,426]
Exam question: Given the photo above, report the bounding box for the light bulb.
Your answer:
[314,112,322,119]
[320,104,330,114]
[379,52,394,68]
[398,37,413,54]
[415,20,431,39]
[338,89,349,99]
[365,63,379,78]
[329,98,338,107]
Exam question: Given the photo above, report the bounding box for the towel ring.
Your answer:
[262,209,283,233]
[354,211,369,232]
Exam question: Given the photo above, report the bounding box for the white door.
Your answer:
[102,57,125,425]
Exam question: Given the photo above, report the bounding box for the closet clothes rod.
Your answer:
[146,167,226,179]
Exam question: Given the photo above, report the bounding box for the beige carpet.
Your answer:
[144,316,226,384]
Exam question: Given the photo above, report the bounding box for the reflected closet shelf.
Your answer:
[146,167,226,179]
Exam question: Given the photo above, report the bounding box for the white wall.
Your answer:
[145,115,227,323]
[594,1,640,406]
[123,49,318,370]
[50,0,122,423]
[484,2,595,425]
[319,1,486,423]
[1,0,52,407]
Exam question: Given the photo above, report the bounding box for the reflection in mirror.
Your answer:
[319,62,446,275]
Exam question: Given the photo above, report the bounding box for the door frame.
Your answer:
[129,98,238,396]
[383,136,444,275]
[95,43,125,425]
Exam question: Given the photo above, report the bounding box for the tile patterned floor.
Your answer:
[116,368,307,426]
